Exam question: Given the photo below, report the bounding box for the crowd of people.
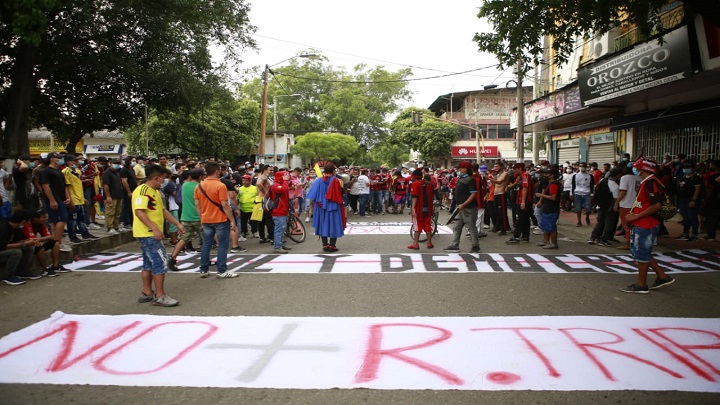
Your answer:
[1,151,719,299]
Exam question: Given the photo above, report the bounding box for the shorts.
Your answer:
[167,210,179,233]
[394,194,407,205]
[179,221,202,242]
[138,237,169,275]
[540,212,559,233]
[573,194,592,212]
[47,201,69,224]
[34,240,56,252]
[413,214,433,233]
[630,225,658,263]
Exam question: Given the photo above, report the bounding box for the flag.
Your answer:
[314,163,322,177]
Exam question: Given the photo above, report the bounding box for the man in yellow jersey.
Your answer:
[133,165,185,307]
[62,154,99,243]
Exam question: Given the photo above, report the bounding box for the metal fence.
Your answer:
[636,120,720,162]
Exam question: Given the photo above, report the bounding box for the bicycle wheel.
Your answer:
[286,214,306,243]
[410,221,429,242]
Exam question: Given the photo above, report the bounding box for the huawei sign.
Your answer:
[451,146,499,157]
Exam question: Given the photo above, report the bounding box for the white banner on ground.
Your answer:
[64,250,720,274]
[1,312,719,391]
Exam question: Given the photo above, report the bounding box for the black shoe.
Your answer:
[506,238,520,244]
[259,239,270,244]
[326,245,338,252]
[649,276,675,290]
[169,259,179,271]
[69,238,83,244]
[470,246,481,253]
[619,283,649,294]
[43,267,58,277]
[83,234,100,240]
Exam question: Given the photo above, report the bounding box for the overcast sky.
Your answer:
[235,0,520,110]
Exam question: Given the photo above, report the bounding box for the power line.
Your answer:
[275,65,501,84]
[253,33,496,78]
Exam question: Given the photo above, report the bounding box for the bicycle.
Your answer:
[285,212,306,243]
[409,201,440,242]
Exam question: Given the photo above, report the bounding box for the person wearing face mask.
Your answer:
[561,166,574,211]
[102,158,125,234]
[588,169,622,246]
[571,162,595,227]
[62,154,99,244]
[443,161,480,253]
[620,158,675,293]
[675,163,702,242]
[39,152,71,257]
[12,155,39,212]
[119,156,138,231]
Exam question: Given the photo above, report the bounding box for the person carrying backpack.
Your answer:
[588,169,622,245]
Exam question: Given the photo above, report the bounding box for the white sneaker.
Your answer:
[108,229,119,235]
[96,215,105,220]
[88,223,101,230]
[482,225,490,229]
[238,236,247,242]
[252,232,259,238]
[59,244,73,252]
[305,217,310,223]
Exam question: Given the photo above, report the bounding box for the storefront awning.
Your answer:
[610,98,720,130]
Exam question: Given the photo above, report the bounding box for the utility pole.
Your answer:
[516,57,525,163]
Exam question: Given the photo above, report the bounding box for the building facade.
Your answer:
[514,4,720,165]
[427,86,538,168]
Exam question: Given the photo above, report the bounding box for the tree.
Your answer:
[390,108,458,162]
[368,141,410,168]
[124,91,259,160]
[0,0,256,156]
[472,0,720,73]
[237,54,413,148]
[290,132,359,163]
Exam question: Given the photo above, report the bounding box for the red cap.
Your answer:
[634,158,658,174]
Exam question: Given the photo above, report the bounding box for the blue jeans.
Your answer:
[138,237,169,275]
[272,215,287,249]
[370,190,381,213]
[359,194,369,216]
[678,198,699,236]
[200,221,230,274]
[67,204,92,240]
[630,225,659,263]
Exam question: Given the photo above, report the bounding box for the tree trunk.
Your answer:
[2,41,39,157]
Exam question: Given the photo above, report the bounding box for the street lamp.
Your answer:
[272,93,302,165]
[259,53,317,164]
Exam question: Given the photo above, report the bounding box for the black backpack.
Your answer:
[593,177,613,208]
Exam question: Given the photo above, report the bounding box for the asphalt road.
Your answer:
[1,209,719,404]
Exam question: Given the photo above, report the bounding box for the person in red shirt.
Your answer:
[620,158,675,294]
[408,169,435,249]
[270,169,291,254]
[507,163,533,243]
[18,209,64,276]
[393,170,409,214]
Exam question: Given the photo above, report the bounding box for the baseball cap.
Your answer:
[18,154,32,161]
[457,161,472,170]
[46,152,65,159]
[479,165,488,172]
[634,158,658,174]
[513,162,525,169]
[97,156,108,162]
[64,154,77,161]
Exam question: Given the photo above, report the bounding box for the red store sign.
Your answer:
[452,146,499,158]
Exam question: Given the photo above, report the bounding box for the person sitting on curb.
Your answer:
[17,209,65,277]
[0,210,37,285]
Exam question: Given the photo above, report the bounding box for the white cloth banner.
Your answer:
[1,312,719,391]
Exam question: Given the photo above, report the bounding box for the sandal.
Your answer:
[407,243,420,250]
[426,242,434,249]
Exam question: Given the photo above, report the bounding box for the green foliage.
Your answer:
[368,141,410,168]
[290,132,359,162]
[390,108,458,162]
[524,132,547,152]
[124,91,259,160]
[472,0,708,73]
[0,0,257,155]
[237,55,412,148]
